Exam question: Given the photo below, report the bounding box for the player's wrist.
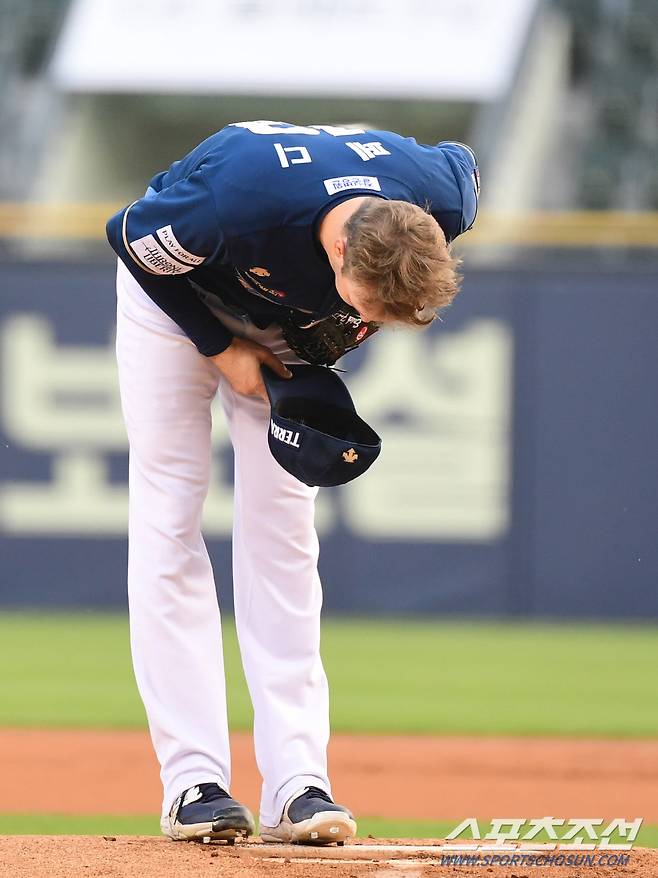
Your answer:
[203,336,235,359]
[210,336,249,362]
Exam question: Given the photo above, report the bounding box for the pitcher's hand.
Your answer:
[211,337,291,400]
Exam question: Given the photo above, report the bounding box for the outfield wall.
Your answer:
[1,259,656,617]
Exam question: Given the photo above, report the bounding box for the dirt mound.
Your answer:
[3,730,658,821]
[0,836,653,878]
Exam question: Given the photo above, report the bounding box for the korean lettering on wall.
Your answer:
[0,312,512,542]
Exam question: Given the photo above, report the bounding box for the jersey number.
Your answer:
[231,121,366,137]
[231,121,377,171]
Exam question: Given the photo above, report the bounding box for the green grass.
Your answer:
[1,814,656,848]
[0,613,657,736]
[0,814,160,836]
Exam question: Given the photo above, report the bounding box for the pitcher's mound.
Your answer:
[0,836,654,877]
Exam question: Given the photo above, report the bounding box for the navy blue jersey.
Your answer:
[107,121,479,356]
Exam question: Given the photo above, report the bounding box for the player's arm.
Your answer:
[106,169,234,356]
[106,168,290,397]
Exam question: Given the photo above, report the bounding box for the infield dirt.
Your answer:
[2,729,657,821]
[2,730,657,876]
[1,836,655,878]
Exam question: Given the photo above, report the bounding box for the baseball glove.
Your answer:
[281,306,380,366]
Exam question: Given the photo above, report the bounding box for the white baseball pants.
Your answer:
[115,260,331,827]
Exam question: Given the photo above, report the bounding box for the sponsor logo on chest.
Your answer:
[270,420,302,448]
[236,269,287,299]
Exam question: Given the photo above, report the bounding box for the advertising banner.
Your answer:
[1,260,656,616]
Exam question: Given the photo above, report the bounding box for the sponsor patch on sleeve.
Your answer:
[128,234,198,275]
[323,176,382,195]
[155,225,205,267]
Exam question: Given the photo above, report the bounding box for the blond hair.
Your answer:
[342,199,461,326]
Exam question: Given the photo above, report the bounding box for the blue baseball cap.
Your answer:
[262,364,381,487]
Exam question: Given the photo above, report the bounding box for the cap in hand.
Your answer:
[262,364,381,487]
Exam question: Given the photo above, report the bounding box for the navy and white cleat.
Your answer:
[260,786,356,845]
[161,783,255,842]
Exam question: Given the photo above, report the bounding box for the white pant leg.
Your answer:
[217,379,331,828]
[115,261,231,817]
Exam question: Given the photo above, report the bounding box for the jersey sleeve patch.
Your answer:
[120,174,215,277]
[128,233,198,276]
[323,176,381,195]
[156,225,205,267]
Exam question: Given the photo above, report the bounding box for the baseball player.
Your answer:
[106,121,478,845]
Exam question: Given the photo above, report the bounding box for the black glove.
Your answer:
[280,306,380,366]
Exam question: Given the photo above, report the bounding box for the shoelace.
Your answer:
[192,783,231,804]
[303,786,334,804]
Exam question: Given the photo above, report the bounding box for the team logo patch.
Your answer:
[356,325,368,342]
[249,267,270,277]
[323,176,381,195]
[342,448,359,464]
